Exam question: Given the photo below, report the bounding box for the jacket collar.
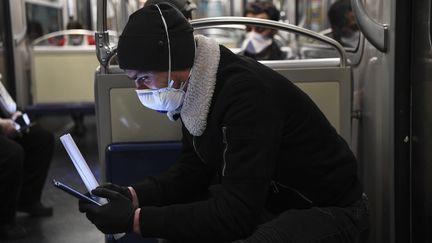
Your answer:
[180,35,220,136]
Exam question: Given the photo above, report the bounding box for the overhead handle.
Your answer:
[351,0,389,52]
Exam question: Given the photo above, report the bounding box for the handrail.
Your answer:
[351,0,388,53]
[190,17,347,67]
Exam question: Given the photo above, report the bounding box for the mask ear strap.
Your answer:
[155,4,171,84]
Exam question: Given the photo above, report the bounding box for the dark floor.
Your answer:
[2,115,104,243]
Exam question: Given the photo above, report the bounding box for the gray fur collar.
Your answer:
[180,35,220,136]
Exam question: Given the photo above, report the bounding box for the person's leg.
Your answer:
[240,196,369,243]
[0,135,27,239]
[15,124,54,215]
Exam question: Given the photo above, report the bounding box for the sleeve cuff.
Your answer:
[131,178,164,206]
[138,206,165,237]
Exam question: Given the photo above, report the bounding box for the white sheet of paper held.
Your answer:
[60,133,124,239]
[60,134,103,197]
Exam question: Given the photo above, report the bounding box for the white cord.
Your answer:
[155,4,172,84]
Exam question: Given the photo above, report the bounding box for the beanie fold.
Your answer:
[117,3,195,72]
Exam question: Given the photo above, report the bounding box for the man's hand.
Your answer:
[79,187,135,234]
[11,111,23,121]
[99,183,139,209]
[98,183,132,200]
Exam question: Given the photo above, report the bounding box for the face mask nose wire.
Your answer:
[155,4,172,86]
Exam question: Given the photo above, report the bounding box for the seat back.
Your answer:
[31,46,98,104]
[105,142,181,243]
[264,60,351,138]
[105,142,182,185]
[96,59,352,179]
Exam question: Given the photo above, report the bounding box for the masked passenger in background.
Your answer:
[328,0,360,49]
[239,0,287,60]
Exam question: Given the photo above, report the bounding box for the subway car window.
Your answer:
[26,3,63,40]
[75,0,93,30]
[102,0,360,61]
[191,0,360,60]
[26,1,98,46]
[292,0,360,58]
[195,0,229,17]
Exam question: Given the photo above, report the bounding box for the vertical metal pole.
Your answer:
[1,0,17,99]
[96,0,115,73]
[96,0,107,33]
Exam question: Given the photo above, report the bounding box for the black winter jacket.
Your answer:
[132,36,362,242]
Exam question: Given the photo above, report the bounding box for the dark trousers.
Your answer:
[0,125,54,224]
[159,194,369,243]
[236,194,369,243]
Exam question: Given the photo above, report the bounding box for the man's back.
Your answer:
[214,45,362,211]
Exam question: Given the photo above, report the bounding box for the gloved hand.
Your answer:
[98,183,140,209]
[98,183,132,201]
[79,187,135,234]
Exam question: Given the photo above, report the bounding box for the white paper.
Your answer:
[60,133,125,239]
[60,134,102,195]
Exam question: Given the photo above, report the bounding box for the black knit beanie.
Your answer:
[117,3,195,71]
[144,0,196,19]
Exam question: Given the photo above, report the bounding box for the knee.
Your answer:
[41,130,55,149]
[27,126,55,150]
[2,141,25,173]
[34,127,55,147]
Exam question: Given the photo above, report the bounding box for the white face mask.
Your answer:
[242,31,273,54]
[136,80,185,113]
[135,4,187,114]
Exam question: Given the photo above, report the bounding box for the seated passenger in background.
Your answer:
[328,0,360,48]
[78,3,368,242]
[48,18,95,46]
[66,19,95,46]
[0,79,55,240]
[239,0,287,60]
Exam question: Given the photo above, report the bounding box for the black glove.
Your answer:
[79,187,135,234]
[98,183,132,201]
